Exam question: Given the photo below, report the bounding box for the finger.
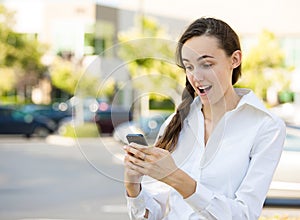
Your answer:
[124,161,141,174]
[126,159,145,174]
[124,153,131,163]
[125,145,147,160]
[126,154,145,166]
[129,142,149,150]
[129,143,154,154]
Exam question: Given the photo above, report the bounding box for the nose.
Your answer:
[191,67,204,80]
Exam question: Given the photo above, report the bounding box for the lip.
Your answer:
[197,85,212,96]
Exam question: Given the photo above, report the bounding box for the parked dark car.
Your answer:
[94,101,132,134]
[0,106,56,137]
[21,104,72,127]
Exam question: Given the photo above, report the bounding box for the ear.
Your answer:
[231,50,242,69]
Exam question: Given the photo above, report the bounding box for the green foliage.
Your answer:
[0,68,16,94]
[0,4,47,98]
[237,30,292,100]
[118,16,185,97]
[149,98,175,110]
[49,57,99,97]
[97,77,117,102]
[0,10,46,73]
[49,59,78,95]
[60,122,99,137]
[243,30,285,69]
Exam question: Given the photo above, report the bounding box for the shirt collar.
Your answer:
[235,88,273,117]
[189,88,272,117]
[185,88,274,168]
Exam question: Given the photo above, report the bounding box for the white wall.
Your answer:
[116,0,300,35]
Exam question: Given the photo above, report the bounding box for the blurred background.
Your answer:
[0,0,300,219]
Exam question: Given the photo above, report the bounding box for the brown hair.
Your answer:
[155,17,242,152]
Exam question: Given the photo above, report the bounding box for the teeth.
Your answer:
[198,86,210,90]
[198,85,211,94]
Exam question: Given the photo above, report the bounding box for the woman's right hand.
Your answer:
[123,144,143,197]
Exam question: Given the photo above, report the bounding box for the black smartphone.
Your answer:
[126,133,148,146]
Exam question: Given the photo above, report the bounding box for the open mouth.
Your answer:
[198,85,212,94]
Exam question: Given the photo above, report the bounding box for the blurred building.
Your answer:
[3,0,300,106]
[2,0,187,107]
[3,0,300,67]
[3,0,186,57]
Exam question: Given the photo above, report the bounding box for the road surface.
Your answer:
[0,135,299,219]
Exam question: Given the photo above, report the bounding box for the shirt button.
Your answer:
[132,208,138,215]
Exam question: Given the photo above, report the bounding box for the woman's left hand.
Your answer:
[124,143,178,182]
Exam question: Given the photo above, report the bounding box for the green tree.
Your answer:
[118,16,185,101]
[0,68,16,95]
[0,4,47,102]
[237,30,292,102]
[49,57,99,97]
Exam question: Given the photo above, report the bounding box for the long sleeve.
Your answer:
[185,117,286,219]
[126,114,174,220]
[126,177,170,220]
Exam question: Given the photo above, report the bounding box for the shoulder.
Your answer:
[258,112,286,135]
[237,89,285,123]
[235,88,286,137]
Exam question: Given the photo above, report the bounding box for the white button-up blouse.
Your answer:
[126,88,286,220]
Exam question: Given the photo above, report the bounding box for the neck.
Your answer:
[202,88,240,123]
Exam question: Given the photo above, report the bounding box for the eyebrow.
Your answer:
[182,55,215,62]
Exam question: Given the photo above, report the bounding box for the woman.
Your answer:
[123,17,286,219]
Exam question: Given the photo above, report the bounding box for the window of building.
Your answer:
[281,37,300,68]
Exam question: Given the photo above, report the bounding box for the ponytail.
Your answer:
[155,78,195,152]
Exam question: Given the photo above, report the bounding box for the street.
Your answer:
[0,136,129,220]
[0,136,299,219]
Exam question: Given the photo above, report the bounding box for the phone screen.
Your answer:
[126,134,148,146]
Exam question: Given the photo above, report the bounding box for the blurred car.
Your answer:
[0,106,56,137]
[265,125,300,206]
[21,104,72,128]
[270,103,300,126]
[61,96,108,123]
[139,112,172,139]
[94,101,133,134]
[113,111,172,144]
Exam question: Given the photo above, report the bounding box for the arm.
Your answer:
[184,117,286,219]
[126,176,170,220]
[125,114,176,220]
[125,156,168,220]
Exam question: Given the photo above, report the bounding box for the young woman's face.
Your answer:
[181,35,240,106]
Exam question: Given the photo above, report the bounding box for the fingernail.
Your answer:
[123,145,127,150]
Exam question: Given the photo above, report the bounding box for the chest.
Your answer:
[173,109,263,197]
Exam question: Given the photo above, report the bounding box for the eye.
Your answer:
[201,63,213,69]
[184,65,193,71]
